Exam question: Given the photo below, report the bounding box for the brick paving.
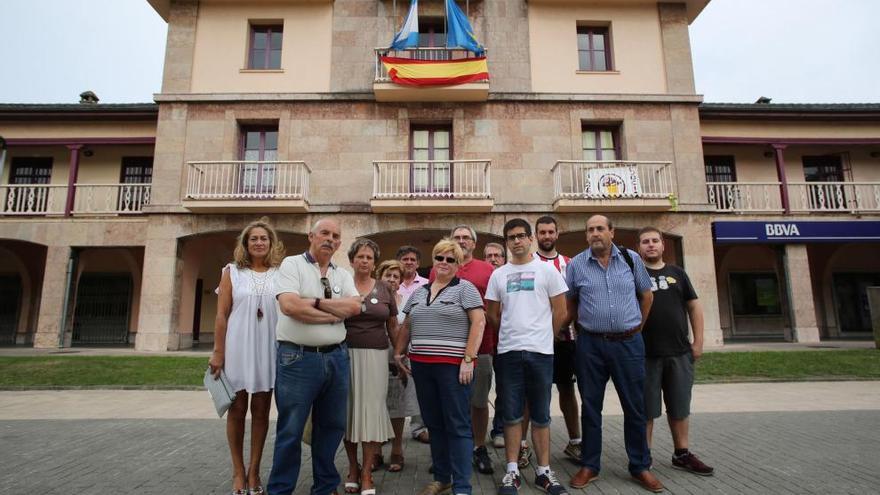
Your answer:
[2,410,879,494]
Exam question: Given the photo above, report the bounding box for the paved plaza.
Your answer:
[1,382,879,494]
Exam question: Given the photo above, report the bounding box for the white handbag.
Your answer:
[203,367,236,418]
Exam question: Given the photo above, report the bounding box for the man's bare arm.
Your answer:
[687,298,705,359]
[637,290,654,330]
[486,300,501,332]
[550,293,567,338]
[277,293,341,324]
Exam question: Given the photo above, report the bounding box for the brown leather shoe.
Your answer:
[569,467,599,489]
[632,470,664,492]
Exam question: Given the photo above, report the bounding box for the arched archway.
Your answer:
[714,244,786,340]
[0,240,46,345]
[556,227,682,266]
[177,229,309,346]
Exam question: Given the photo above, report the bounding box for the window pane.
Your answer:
[264,131,278,150]
[582,149,598,161]
[433,131,449,148]
[413,130,429,148]
[263,149,278,162]
[433,149,450,161]
[270,31,283,49]
[413,149,430,161]
[577,33,590,51]
[578,52,591,71]
[253,31,267,50]
[592,33,605,50]
[250,49,265,69]
[244,150,260,161]
[269,50,281,69]
[593,51,607,71]
[582,131,596,150]
[245,132,261,150]
[599,131,614,149]
[413,163,428,190]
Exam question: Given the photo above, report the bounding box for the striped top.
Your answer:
[403,277,484,365]
[566,244,652,333]
[533,251,574,341]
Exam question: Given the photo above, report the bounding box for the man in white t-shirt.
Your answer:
[486,218,569,495]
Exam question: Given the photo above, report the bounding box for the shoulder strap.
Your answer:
[617,245,642,301]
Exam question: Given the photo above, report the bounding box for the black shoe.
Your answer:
[473,445,494,474]
[535,470,569,495]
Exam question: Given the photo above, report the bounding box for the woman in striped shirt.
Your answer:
[394,238,485,495]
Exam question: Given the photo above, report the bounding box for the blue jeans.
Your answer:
[411,361,474,495]
[495,351,553,427]
[575,333,651,475]
[268,343,350,495]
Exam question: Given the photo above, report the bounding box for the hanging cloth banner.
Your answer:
[584,167,642,197]
[381,56,489,86]
[389,0,420,50]
[445,0,484,55]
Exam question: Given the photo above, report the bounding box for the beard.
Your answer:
[538,239,556,252]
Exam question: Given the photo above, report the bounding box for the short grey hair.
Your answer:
[450,224,477,243]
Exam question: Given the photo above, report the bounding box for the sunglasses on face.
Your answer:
[506,232,529,242]
[320,277,332,299]
[434,255,457,264]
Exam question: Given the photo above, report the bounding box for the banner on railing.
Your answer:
[380,56,488,86]
[584,167,642,198]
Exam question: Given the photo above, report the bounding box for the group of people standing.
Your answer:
[208,214,713,495]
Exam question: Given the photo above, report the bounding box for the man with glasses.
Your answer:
[431,225,496,475]
[487,218,569,495]
[483,242,506,269]
[269,218,363,495]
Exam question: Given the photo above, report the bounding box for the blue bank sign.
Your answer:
[713,221,880,244]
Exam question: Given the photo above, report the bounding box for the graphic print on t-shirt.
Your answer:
[650,275,677,292]
[506,272,536,293]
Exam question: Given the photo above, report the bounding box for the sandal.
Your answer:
[371,454,385,472]
[387,453,405,473]
[248,486,264,495]
[360,473,376,495]
[344,465,361,494]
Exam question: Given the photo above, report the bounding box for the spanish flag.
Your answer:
[381,56,489,86]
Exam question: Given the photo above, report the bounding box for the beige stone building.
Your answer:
[0,0,877,350]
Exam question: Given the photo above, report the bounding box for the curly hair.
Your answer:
[233,217,285,268]
[347,238,380,263]
[376,259,404,281]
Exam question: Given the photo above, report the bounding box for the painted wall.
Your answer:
[0,121,156,140]
[528,2,667,94]
[701,144,880,183]
[2,145,154,185]
[190,2,333,93]
[701,120,880,140]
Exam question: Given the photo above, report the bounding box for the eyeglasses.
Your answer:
[452,235,473,242]
[434,255,457,264]
[506,232,530,242]
[320,277,332,299]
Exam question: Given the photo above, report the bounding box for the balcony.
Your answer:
[707,182,880,214]
[183,161,310,213]
[373,48,489,102]
[371,160,493,213]
[706,182,785,213]
[0,184,150,216]
[552,161,677,212]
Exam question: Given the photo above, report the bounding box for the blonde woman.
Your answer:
[209,218,285,495]
[394,239,485,495]
[376,260,420,473]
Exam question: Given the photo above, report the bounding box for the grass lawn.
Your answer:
[0,350,878,388]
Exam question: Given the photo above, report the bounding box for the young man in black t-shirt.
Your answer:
[637,227,714,477]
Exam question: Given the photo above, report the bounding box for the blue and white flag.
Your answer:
[445,0,484,56]
[390,0,420,50]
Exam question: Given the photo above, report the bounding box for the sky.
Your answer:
[0,0,878,104]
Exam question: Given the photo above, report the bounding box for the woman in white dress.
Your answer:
[209,218,285,495]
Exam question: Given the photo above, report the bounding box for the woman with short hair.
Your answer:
[394,239,486,495]
[343,238,397,495]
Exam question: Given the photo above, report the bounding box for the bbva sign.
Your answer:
[765,223,801,237]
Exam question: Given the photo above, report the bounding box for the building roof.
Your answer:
[699,102,880,120]
[0,103,158,121]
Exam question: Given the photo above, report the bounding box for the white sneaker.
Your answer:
[492,433,505,448]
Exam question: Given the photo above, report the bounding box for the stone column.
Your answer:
[680,219,724,348]
[782,244,820,343]
[33,246,73,349]
[135,236,183,351]
[658,3,696,94]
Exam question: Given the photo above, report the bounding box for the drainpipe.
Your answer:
[58,249,79,349]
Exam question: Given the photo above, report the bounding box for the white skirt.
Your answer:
[346,348,395,443]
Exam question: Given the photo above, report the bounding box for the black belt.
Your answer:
[279,341,342,353]
[578,324,640,342]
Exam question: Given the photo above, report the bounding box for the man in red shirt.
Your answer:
[431,224,496,474]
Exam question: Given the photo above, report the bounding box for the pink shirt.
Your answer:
[398,273,429,300]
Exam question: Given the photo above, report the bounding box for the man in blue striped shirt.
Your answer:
[565,215,663,493]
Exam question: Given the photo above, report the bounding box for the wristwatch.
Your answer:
[314,298,320,309]
[463,354,475,364]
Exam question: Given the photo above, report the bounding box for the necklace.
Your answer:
[250,268,272,321]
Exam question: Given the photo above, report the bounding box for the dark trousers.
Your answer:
[575,332,651,475]
[412,360,474,495]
